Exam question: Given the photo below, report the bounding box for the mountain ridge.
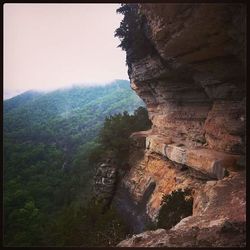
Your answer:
[3,78,145,246]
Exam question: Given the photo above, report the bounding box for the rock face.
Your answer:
[93,160,118,208]
[118,171,246,247]
[115,3,246,247]
[129,4,246,154]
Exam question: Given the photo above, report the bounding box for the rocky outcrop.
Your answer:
[93,160,118,207]
[129,4,246,154]
[118,171,246,247]
[116,146,204,221]
[115,3,246,247]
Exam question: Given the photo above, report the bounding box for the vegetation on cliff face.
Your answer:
[47,107,151,246]
[157,189,193,230]
[115,3,155,65]
[115,4,139,51]
[3,80,145,246]
[97,106,152,165]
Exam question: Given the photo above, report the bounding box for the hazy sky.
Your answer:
[4,3,128,99]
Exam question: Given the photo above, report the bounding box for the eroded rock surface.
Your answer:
[129,3,246,154]
[118,171,246,247]
[115,3,246,247]
[93,160,118,207]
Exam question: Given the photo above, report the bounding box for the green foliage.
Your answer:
[47,200,128,246]
[4,80,144,154]
[98,106,151,166]
[3,80,144,246]
[115,4,139,51]
[3,143,65,246]
[157,189,193,230]
[115,4,154,64]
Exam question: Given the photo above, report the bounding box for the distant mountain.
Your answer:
[4,89,30,100]
[4,80,143,144]
[3,79,145,246]
[4,90,43,113]
[4,79,144,158]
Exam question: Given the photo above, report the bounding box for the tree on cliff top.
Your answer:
[115,4,155,65]
[114,4,139,51]
[91,106,151,167]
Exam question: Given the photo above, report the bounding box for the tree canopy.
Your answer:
[3,80,147,246]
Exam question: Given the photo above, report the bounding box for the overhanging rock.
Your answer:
[165,145,241,180]
[146,134,241,180]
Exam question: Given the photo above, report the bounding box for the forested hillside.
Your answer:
[3,80,146,246]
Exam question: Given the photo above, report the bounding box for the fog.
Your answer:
[4,3,128,99]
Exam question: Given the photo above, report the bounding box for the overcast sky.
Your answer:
[4,3,128,99]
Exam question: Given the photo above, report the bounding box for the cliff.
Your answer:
[115,3,246,247]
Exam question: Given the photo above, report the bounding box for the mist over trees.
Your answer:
[3,80,151,246]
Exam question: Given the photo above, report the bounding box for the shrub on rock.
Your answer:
[157,189,193,230]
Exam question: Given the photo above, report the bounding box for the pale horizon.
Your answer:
[4,3,129,99]
[3,79,130,100]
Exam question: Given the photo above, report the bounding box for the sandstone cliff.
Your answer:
[115,3,246,247]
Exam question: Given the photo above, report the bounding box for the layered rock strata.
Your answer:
[116,3,246,247]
